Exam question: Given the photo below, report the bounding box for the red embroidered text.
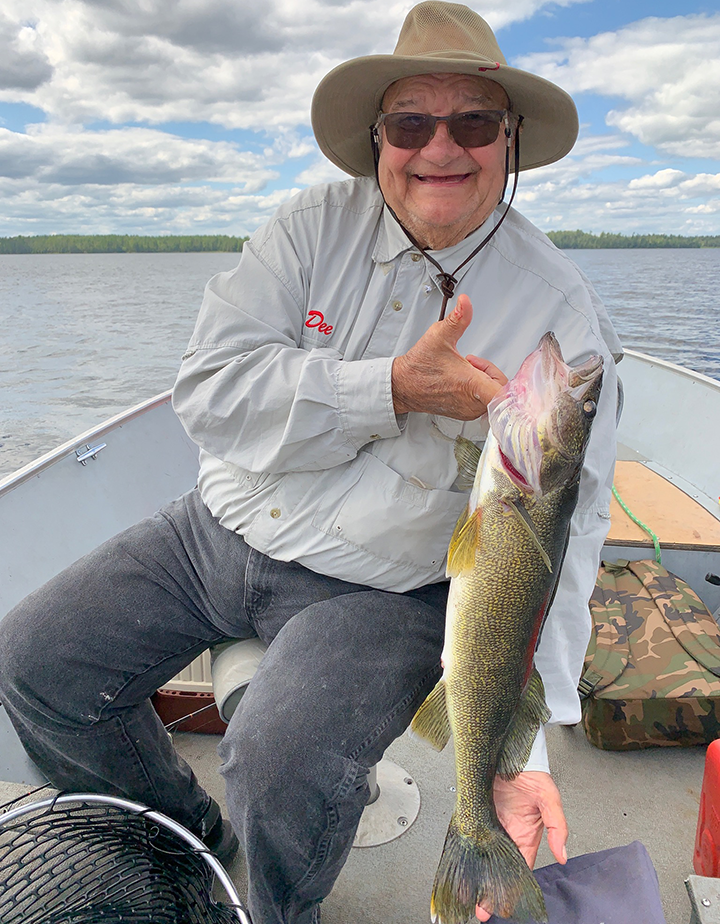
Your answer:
[305,311,334,335]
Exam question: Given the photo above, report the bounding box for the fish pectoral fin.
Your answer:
[453,435,482,490]
[446,506,481,578]
[409,678,451,751]
[496,668,552,781]
[505,497,552,574]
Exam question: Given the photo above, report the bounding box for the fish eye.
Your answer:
[582,399,597,419]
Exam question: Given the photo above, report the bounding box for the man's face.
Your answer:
[377,74,511,250]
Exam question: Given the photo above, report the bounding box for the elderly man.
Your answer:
[0,2,621,923]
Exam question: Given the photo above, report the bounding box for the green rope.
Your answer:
[612,484,662,564]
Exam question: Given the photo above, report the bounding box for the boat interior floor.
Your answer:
[0,721,705,924]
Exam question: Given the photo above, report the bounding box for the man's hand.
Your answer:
[475,771,568,923]
[392,294,507,419]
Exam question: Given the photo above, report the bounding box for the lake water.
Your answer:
[1,248,719,478]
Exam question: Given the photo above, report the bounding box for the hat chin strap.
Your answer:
[371,117,523,321]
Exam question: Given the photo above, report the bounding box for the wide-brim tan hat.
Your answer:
[311,0,578,177]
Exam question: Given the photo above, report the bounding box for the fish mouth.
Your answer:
[487,332,603,494]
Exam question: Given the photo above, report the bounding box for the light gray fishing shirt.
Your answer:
[173,175,623,772]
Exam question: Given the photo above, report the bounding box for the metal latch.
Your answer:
[75,443,107,465]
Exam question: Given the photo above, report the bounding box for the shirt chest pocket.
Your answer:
[310,451,468,570]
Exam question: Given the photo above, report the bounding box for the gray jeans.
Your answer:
[0,489,447,924]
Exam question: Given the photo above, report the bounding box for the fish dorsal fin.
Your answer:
[409,678,451,751]
[453,436,482,490]
[496,668,552,780]
[505,497,552,574]
[447,505,481,578]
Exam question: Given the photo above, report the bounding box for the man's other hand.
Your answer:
[475,770,568,922]
[391,294,507,420]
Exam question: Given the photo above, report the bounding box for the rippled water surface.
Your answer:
[1,248,718,476]
[568,248,720,382]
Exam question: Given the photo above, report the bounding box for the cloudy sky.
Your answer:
[1,0,719,238]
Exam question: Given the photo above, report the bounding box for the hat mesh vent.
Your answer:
[394,1,506,63]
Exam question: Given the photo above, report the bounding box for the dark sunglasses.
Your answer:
[373,109,516,150]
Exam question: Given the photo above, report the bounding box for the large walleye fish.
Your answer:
[411,331,604,924]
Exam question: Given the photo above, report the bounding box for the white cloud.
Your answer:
[0,0,591,129]
[514,163,720,234]
[515,13,720,158]
[0,121,294,235]
[0,124,277,188]
[0,174,302,236]
[294,157,347,187]
[628,169,685,190]
[0,15,52,90]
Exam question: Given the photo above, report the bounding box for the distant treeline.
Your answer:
[0,234,248,254]
[2,230,719,254]
[547,230,720,249]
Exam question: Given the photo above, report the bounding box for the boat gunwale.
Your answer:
[621,347,720,391]
[0,390,172,497]
[1,347,718,500]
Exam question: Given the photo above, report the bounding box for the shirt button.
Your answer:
[370,434,380,440]
[270,508,281,519]
[411,253,422,262]
[392,300,403,311]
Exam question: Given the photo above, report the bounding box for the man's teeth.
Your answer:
[415,174,468,182]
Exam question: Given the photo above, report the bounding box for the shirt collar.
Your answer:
[373,203,502,280]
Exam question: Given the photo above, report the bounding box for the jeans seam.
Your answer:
[114,714,163,805]
[242,546,254,616]
[347,662,441,761]
[288,755,363,904]
[285,661,441,911]
[243,546,272,623]
[94,638,223,722]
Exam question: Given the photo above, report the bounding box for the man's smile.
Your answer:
[412,172,474,185]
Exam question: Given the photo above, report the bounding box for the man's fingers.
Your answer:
[466,353,508,386]
[467,356,506,408]
[544,798,569,866]
[531,772,568,866]
[439,294,473,347]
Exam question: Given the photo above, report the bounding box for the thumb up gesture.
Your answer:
[392,295,507,420]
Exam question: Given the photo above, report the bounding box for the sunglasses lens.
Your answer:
[451,111,503,147]
[382,110,505,149]
[384,113,433,149]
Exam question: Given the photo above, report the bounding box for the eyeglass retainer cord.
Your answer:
[370,114,523,321]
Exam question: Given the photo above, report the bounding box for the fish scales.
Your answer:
[447,461,565,834]
[411,332,604,924]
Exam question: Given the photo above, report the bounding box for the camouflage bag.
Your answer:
[579,558,720,750]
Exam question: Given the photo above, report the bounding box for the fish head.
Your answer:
[487,332,604,496]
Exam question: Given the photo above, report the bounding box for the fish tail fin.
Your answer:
[409,678,451,751]
[431,815,547,924]
[497,667,552,781]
